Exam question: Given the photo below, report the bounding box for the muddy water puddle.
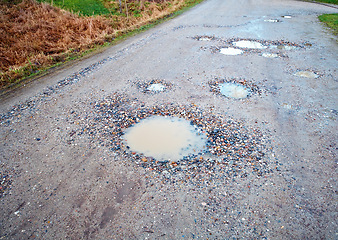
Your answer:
[123,116,207,161]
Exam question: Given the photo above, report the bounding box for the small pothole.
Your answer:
[294,71,319,79]
[147,83,166,92]
[136,79,173,94]
[219,83,250,99]
[209,78,263,99]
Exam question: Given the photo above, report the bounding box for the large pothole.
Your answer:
[67,93,277,178]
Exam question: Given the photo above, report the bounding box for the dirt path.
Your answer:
[1,0,337,239]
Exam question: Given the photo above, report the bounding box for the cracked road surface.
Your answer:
[1,0,337,239]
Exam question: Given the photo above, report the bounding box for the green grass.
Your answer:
[313,0,338,4]
[319,13,338,35]
[37,0,111,16]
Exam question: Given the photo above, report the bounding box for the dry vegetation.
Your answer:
[0,0,195,89]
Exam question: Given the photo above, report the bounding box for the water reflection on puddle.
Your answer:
[294,71,319,78]
[199,37,212,41]
[123,116,207,161]
[220,47,243,55]
[147,83,166,92]
[233,40,267,49]
[219,83,250,99]
[262,53,278,58]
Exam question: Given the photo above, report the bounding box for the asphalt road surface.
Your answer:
[1,0,337,239]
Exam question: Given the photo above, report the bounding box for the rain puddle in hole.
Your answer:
[147,83,166,92]
[233,40,267,49]
[220,83,250,99]
[262,53,279,58]
[264,19,280,23]
[199,37,212,41]
[294,71,319,78]
[220,47,243,55]
[123,116,207,161]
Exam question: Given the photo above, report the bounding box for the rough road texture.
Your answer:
[1,0,337,239]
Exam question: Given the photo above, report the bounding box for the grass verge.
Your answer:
[318,13,338,35]
[0,0,204,91]
[311,0,338,4]
[36,0,111,16]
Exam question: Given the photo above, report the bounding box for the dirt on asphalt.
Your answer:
[0,0,337,239]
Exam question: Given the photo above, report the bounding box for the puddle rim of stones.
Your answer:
[208,77,264,99]
[79,93,276,178]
